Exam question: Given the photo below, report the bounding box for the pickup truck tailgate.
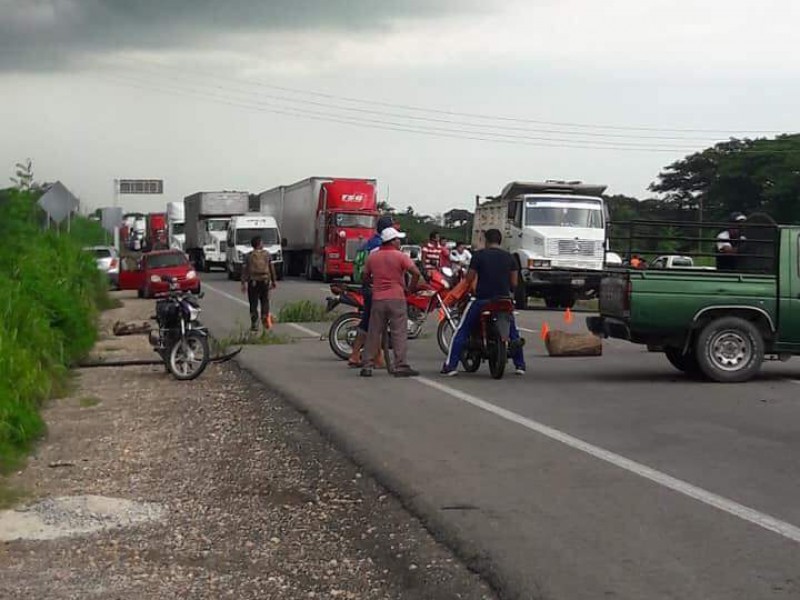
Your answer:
[599,272,628,318]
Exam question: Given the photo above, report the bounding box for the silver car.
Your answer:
[84,245,120,288]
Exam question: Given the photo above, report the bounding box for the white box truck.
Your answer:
[184,191,248,272]
[225,214,283,280]
[472,180,609,309]
[167,201,185,251]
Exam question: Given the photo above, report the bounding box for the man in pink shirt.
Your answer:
[361,227,423,377]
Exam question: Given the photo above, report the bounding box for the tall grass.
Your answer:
[0,189,109,472]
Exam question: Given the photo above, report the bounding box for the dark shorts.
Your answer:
[359,285,373,333]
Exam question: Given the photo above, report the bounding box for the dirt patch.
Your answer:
[0,292,495,599]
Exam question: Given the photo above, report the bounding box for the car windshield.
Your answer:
[236,228,280,246]
[207,220,229,232]
[171,222,185,235]
[146,253,188,269]
[525,205,603,229]
[87,248,112,258]
[335,214,376,229]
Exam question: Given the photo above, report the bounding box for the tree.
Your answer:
[10,158,34,192]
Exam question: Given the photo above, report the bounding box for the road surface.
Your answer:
[198,272,800,600]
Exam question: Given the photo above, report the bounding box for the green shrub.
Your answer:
[277,300,331,323]
[0,189,109,472]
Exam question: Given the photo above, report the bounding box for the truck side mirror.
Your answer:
[281,237,288,247]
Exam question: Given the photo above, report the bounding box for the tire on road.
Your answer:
[664,346,703,378]
[694,316,765,383]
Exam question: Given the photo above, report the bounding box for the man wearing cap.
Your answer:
[716,212,747,271]
[348,215,394,367]
[360,227,423,377]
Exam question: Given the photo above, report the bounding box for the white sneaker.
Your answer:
[515,368,526,376]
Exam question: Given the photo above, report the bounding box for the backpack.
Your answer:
[248,249,271,280]
[352,247,368,284]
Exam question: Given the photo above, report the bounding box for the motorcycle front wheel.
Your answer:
[329,312,362,361]
[168,330,210,381]
[437,319,456,355]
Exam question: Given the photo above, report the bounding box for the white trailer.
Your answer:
[184,191,248,272]
[167,201,185,251]
[472,180,609,309]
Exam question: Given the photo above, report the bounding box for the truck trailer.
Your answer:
[184,191,248,272]
[167,201,186,251]
[258,177,378,280]
[472,180,609,309]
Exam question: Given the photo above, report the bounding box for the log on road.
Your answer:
[545,330,603,357]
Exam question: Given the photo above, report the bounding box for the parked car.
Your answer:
[84,245,120,288]
[118,250,201,298]
[401,244,422,262]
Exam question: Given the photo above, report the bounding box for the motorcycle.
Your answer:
[149,276,210,380]
[326,267,461,361]
[458,297,523,380]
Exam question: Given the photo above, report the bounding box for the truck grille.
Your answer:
[548,239,601,258]
[345,239,361,262]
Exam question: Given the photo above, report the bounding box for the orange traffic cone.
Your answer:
[263,313,274,330]
[564,307,573,324]
[540,321,550,342]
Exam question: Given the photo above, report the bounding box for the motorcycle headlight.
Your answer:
[188,306,201,321]
[186,270,197,279]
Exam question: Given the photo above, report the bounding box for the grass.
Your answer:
[277,300,332,323]
[79,396,101,408]
[213,328,292,353]
[0,484,29,510]
[0,188,111,474]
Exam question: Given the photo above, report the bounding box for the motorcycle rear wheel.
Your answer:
[329,312,362,361]
[487,328,507,380]
[168,330,209,381]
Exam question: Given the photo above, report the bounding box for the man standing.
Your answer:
[360,227,423,378]
[241,236,277,332]
[716,212,747,271]
[421,231,443,272]
[441,228,525,376]
[348,215,394,367]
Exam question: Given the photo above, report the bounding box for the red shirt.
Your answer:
[421,241,442,269]
[364,246,414,301]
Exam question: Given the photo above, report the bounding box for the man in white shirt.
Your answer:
[716,212,746,271]
[450,241,472,275]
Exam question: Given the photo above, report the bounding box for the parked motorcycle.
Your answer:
[149,276,210,380]
[325,267,461,361]
[458,297,523,379]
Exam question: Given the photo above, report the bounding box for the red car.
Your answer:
[118,250,201,298]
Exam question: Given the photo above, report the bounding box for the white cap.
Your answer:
[380,227,406,243]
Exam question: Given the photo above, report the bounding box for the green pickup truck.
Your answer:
[588,219,792,383]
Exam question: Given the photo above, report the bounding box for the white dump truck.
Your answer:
[167,201,186,251]
[472,180,609,309]
[225,214,284,281]
[184,191,248,272]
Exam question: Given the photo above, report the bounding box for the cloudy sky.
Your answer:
[0,0,797,214]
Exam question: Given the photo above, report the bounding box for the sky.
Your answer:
[0,0,798,214]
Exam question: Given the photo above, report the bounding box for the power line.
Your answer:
[109,56,786,137]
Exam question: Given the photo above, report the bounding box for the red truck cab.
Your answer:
[314,179,378,280]
[147,212,168,250]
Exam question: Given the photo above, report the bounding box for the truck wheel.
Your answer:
[276,263,285,281]
[514,283,527,310]
[560,292,577,309]
[695,317,765,383]
[544,296,559,310]
[664,347,703,378]
[226,262,234,280]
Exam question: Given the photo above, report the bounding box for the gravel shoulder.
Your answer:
[0,293,496,599]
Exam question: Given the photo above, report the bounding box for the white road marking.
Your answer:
[203,283,321,338]
[416,377,800,545]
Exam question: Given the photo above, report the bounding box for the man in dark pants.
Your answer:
[241,236,277,332]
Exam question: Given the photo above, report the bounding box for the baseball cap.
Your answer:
[380,227,406,243]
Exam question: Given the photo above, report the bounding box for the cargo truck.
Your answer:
[472,180,609,310]
[184,191,248,272]
[258,177,378,280]
[167,201,186,251]
[225,214,284,281]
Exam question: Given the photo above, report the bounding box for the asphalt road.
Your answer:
[198,272,800,600]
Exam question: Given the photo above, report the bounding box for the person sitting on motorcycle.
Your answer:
[449,241,472,277]
[441,228,526,377]
[348,215,395,367]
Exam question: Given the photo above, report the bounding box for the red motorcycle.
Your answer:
[326,267,461,361]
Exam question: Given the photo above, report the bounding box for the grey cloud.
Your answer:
[0,0,481,71]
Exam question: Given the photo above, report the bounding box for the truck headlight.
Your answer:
[328,252,341,259]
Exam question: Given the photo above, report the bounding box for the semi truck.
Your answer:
[472,180,609,310]
[146,212,168,250]
[167,201,186,251]
[225,214,284,280]
[184,191,248,272]
[258,177,379,280]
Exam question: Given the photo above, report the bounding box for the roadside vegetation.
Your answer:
[277,300,331,323]
[0,188,110,473]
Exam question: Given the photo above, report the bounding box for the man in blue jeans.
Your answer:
[348,215,395,366]
[441,228,525,376]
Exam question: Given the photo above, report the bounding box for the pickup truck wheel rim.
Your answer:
[709,331,749,371]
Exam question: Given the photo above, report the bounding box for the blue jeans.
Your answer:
[445,298,525,371]
[358,285,373,334]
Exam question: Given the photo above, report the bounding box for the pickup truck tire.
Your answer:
[514,283,527,310]
[695,317,765,383]
[664,347,703,378]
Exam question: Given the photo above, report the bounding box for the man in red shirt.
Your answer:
[361,227,423,377]
[421,231,443,272]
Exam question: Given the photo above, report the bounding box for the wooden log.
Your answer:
[112,321,152,336]
[545,330,602,357]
